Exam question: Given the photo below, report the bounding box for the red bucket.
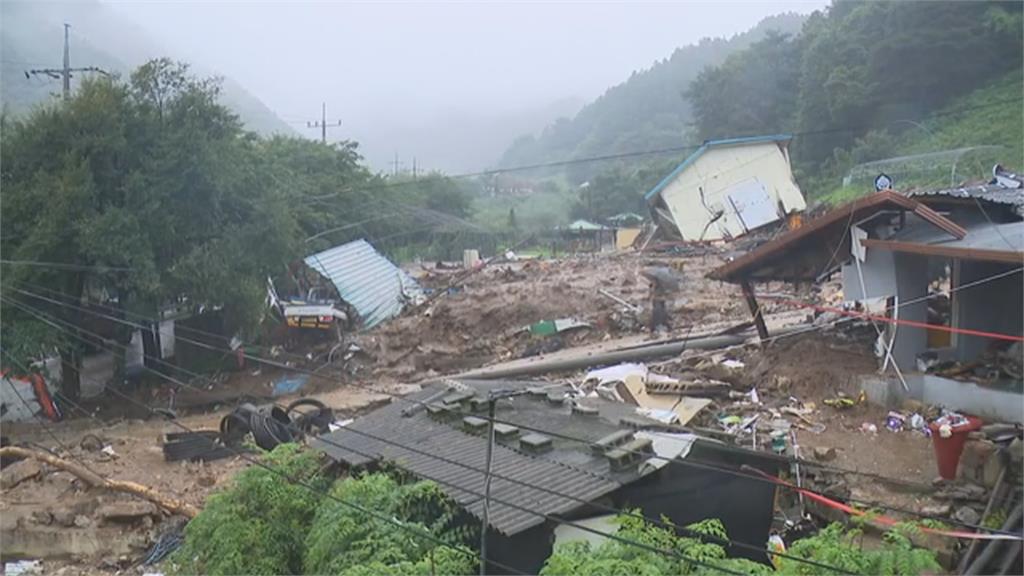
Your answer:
[928,416,983,480]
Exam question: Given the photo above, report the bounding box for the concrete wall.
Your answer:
[891,253,929,368]
[660,142,806,241]
[953,261,1023,361]
[860,373,1024,424]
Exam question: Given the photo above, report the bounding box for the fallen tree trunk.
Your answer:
[0,446,199,519]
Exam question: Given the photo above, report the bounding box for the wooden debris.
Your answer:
[0,446,199,518]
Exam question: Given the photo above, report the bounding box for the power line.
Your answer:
[12,261,1024,510]
[23,23,110,101]
[297,97,1024,203]
[3,296,755,575]
[6,288,1016,571]
[0,297,529,575]
[305,102,343,144]
[0,259,132,272]
[6,283,1022,536]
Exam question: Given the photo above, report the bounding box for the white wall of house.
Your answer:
[659,142,806,241]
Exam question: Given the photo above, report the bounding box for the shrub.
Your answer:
[777,523,942,575]
[303,472,475,575]
[169,444,326,575]
[541,513,941,576]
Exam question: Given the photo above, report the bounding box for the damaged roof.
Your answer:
[312,379,662,536]
[862,213,1023,263]
[644,134,792,202]
[304,239,423,328]
[907,180,1024,218]
[709,191,966,283]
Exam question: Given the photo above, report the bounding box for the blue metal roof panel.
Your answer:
[644,133,793,201]
[304,239,422,329]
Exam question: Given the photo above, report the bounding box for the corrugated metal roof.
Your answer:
[907,182,1024,217]
[644,134,792,201]
[886,216,1024,252]
[304,239,422,329]
[312,380,652,536]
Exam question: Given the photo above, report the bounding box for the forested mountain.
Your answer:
[496,13,806,173]
[529,0,1023,226]
[687,0,1023,172]
[0,1,295,136]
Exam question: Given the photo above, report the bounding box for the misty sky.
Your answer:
[102,1,827,170]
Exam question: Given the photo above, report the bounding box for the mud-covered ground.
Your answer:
[0,251,966,574]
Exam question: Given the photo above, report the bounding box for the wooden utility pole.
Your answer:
[24,23,108,101]
[306,102,342,144]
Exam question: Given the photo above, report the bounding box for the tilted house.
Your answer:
[645,135,806,241]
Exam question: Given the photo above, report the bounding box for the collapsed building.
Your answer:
[645,134,807,242]
[710,168,1024,422]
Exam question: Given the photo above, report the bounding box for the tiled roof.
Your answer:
[313,380,656,536]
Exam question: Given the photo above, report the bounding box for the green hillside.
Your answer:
[822,70,1024,204]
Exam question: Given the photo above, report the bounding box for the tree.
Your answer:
[0,59,301,395]
[687,32,801,141]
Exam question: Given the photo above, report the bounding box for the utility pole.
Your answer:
[412,156,418,179]
[306,102,342,144]
[478,387,530,575]
[62,23,70,99]
[390,151,404,176]
[24,23,109,101]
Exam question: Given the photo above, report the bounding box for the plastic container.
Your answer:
[928,415,983,479]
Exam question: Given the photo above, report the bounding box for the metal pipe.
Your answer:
[965,502,1023,575]
[996,541,1022,575]
[958,467,1007,573]
[456,325,810,380]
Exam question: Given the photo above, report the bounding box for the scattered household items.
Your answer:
[3,560,41,576]
[644,134,806,241]
[303,239,424,329]
[271,374,310,397]
[583,362,711,426]
[823,391,865,410]
[527,318,590,337]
